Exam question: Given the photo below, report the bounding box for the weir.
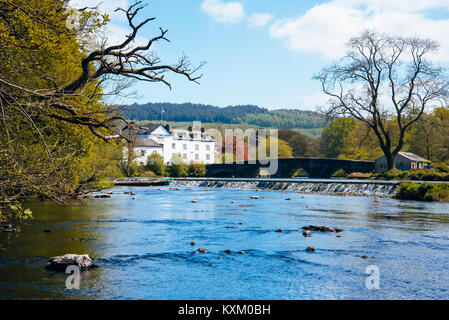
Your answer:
[170,178,401,197]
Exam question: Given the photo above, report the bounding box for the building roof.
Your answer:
[398,152,429,162]
[122,124,167,137]
[133,138,162,148]
[375,152,429,162]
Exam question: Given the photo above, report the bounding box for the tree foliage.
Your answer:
[120,102,325,129]
[0,0,201,220]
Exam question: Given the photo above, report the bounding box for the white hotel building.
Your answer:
[122,123,216,165]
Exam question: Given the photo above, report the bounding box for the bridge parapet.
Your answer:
[206,158,375,179]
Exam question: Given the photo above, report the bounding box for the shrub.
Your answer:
[332,169,347,177]
[346,172,372,179]
[167,163,187,177]
[395,182,449,202]
[187,163,206,177]
[434,163,449,173]
[374,169,407,180]
[146,154,166,176]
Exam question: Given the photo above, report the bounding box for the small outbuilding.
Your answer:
[375,152,430,173]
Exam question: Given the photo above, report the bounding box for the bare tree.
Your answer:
[315,30,449,169]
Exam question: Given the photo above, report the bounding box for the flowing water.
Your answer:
[1,182,449,299]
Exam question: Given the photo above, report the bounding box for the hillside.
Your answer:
[117,102,326,130]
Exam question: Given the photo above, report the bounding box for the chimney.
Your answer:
[164,124,172,132]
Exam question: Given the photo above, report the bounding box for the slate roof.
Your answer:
[133,138,162,148]
[398,152,429,162]
[122,124,164,137]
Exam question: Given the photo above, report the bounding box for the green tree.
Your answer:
[167,154,187,177]
[321,118,358,158]
[0,0,202,220]
[146,154,166,176]
[407,107,449,162]
[187,163,206,177]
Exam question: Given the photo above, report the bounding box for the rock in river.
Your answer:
[197,248,207,254]
[302,225,344,233]
[306,246,315,252]
[45,254,95,272]
[302,230,312,237]
[94,194,111,198]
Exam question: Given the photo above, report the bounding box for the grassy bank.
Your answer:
[394,182,449,202]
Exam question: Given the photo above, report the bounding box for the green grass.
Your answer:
[395,182,449,202]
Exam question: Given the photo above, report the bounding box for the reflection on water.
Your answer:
[1,186,449,299]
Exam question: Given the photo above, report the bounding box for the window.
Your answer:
[206,154,210,161]
[183,154,187,159]
[153,150,157,154]
[172,143,176,149]
[195,154,199,160]
[206,145,210,151]
[183,144,187,150]
[195,144,199,151]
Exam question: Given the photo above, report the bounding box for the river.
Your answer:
[1,183,449,299]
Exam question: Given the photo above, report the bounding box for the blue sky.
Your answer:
[73,0,449,110]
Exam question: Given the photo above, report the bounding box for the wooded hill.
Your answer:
[117,102,326,129]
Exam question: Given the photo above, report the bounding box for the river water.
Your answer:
[1,184,449,299]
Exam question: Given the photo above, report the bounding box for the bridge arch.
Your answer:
[206,158,374,179]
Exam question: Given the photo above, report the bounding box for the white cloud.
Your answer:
[269,0,449,61]
[201,0,245,24]
[247,13,275,28]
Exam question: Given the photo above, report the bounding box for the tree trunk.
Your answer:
[386,153,396,170]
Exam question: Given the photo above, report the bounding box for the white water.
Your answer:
[170,178,400,197]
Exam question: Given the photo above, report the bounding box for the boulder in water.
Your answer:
[274,229,283,233]
[302,225,343,233]
[191,200,198,203]
[250,196,260,199]
[306,246,315,252]
[94,194,111,198]
[223,249,232,254]
[302,230,312,237]
[197,248,207,254]
[45,254,95,272]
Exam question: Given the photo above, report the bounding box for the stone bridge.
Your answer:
[206,158,375,179]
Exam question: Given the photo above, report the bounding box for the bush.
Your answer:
[395,182,449,202]
[374,169,407,180]
[146,154,166,176]
[434,163,449,173]
[332,169,347,177]
[346,172,372,179]
[167,163,187,177]
[187,163,206,177]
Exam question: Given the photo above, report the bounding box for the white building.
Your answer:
[123,124,216,165]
